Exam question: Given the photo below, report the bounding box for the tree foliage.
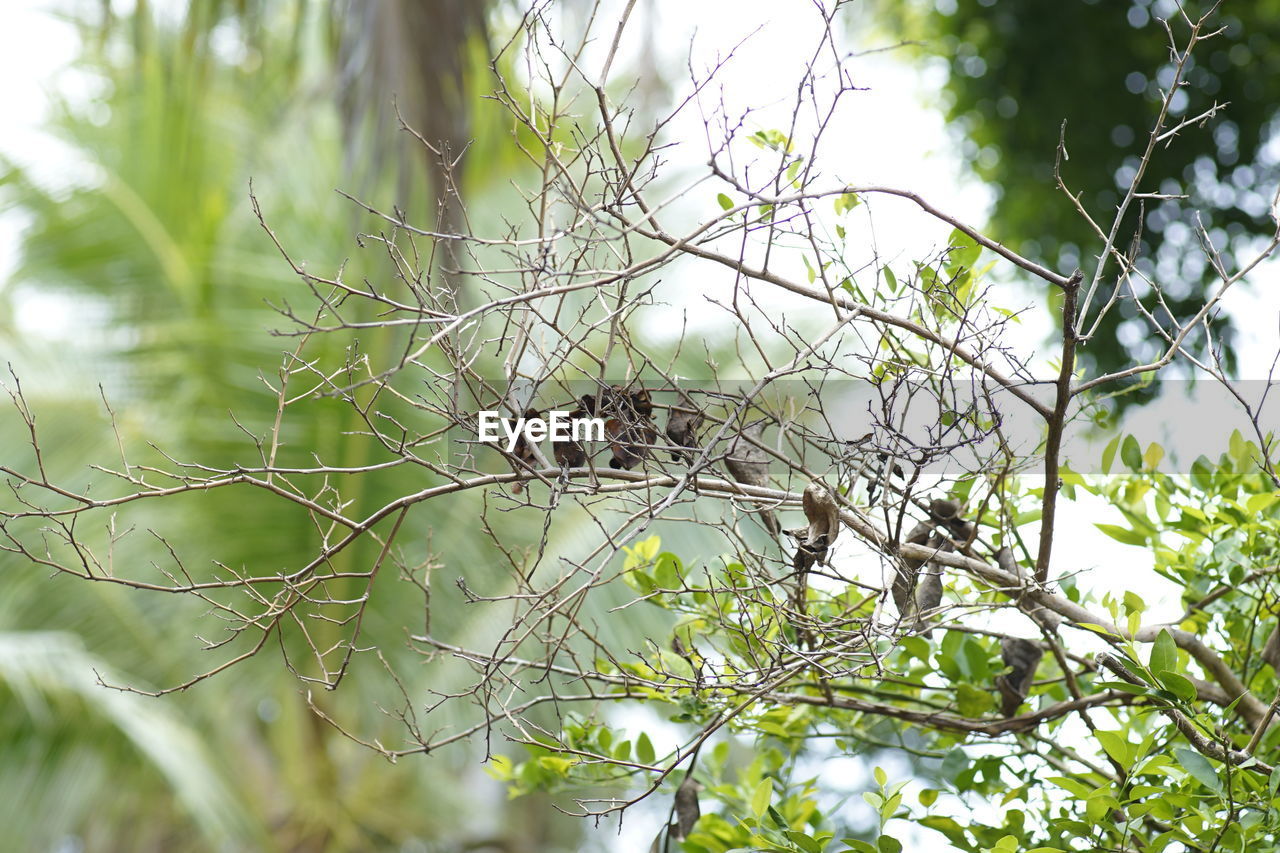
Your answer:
[915,0,1280,380]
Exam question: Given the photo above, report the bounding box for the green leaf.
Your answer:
[1095,731,1134,769]
[882,266,898,293]
[623,569,657,594]
[716,192,733,210]
[786,159,803,186]
[753,128,793,152]
[919,816,968,846]
[1174,747,1222,792]
[939,749,969,783]
[485,755,514,781]
[1229,429,1249,462]
[1143,441,1164,470]
[834,192,861,215]
[945,227,982,275]
[635,732,655,765]
[841,278,865,301]
[877,836,903,853]
[1156,669,1197,703]
[1247,492,1279,514]
[785,829,823,853]
[1190,456,1214,491]
[652,552,681,589]
[1149,629,1176,674]
[882,791,903,822]
[624,535,661,564]
[1048,776,1095,798]
[1095,523,1147,546]
[749,778,772,818]
[1120,435,1142,471]
[1100,435,1121,474]
[537,755,578,775]
[841,842,878,853]
[957,682,995,717]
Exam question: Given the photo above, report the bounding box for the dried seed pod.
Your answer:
[672,773,702,840]
[995,637,1044,716]
[553,439,586,469]
[790,480,842,614]
[894,499,973,623]
[724,423,780,536]
[996,546,1020,580]
[509,408,542,494]
[607,419,657,470]
[603,386,658,470]
[552,401,588,468]
[929,499,960,520]
[914,567,943,635]
[629,388,654,418]
[930,498,974,542]
[664,392,703,463]
[893,520,934,616]
[794,480,841,567]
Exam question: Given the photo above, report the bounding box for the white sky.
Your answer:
[0,1,78,282]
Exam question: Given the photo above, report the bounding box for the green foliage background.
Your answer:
[907,0,1280,379]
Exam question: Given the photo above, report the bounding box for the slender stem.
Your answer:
[1035,270,1082,584]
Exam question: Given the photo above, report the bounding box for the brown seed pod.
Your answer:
[628,388,653,418]
[664,392,703,463]
[914,567,943,636]
[792,480,840,571]
[893,520,935,616]
[996,546,1021,579]
[724,423,780,536]
[553,400,589,469]
[509,408,542,494]
[929,498,974,542]
[672,773,701,840]
[895,500,967,622]
[787,480,842,627]
[995,637,1044,717]
[603,386,657,470]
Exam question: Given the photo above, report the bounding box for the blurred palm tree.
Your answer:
[0,2,533,850]
[0,1,694,850]
[92,0,490,215]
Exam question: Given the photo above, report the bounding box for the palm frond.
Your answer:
[0,630,261,850]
